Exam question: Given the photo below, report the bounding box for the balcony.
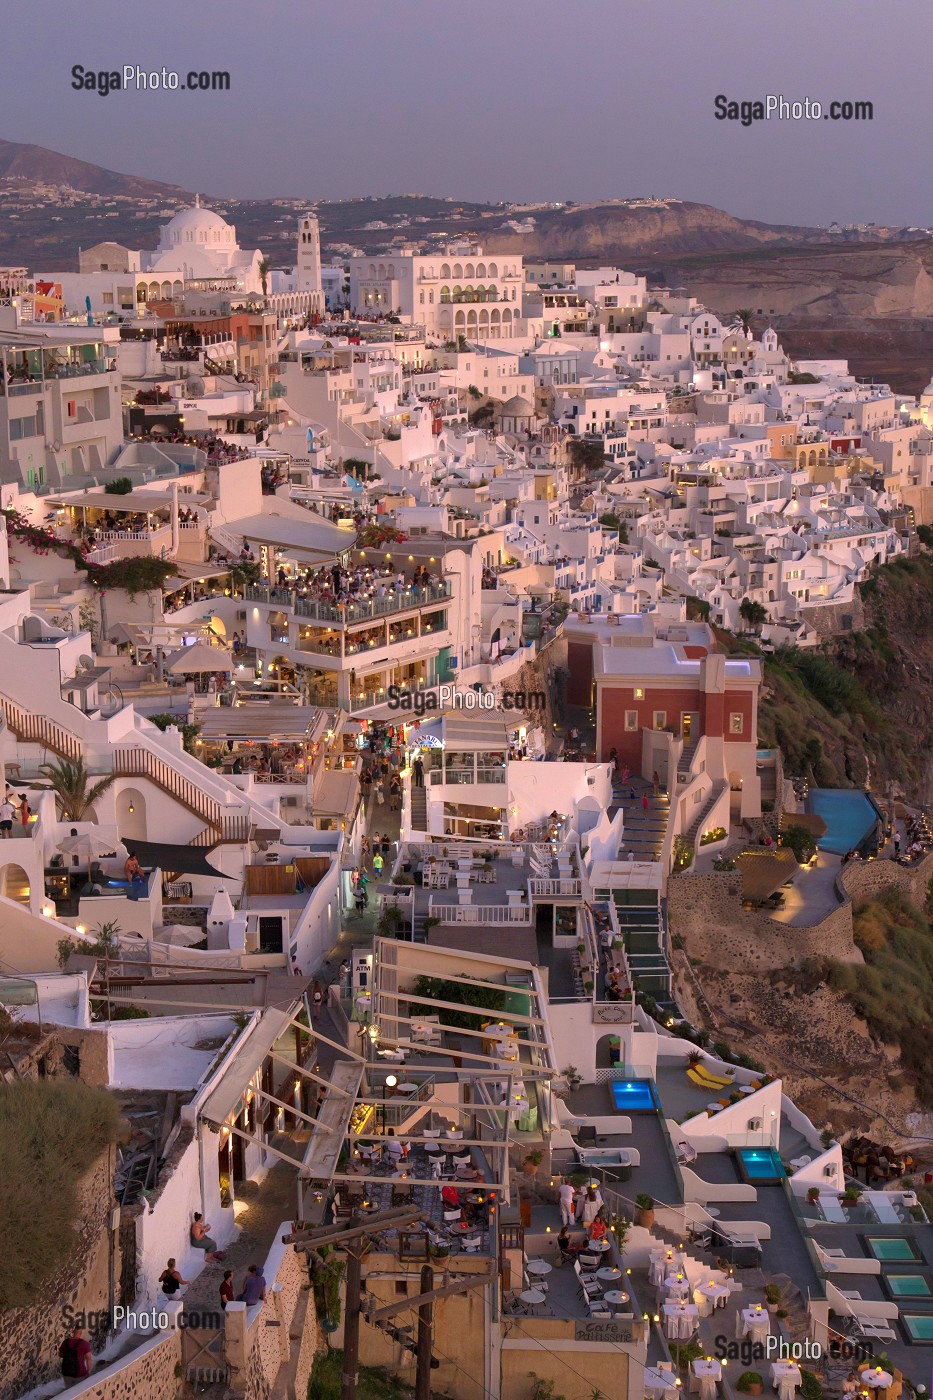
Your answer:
[245,580,451,625]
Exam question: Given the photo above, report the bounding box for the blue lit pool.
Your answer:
[887,1275,932,1298]
[903,1313,933,1342]
[736,1146,785,1184]
[867,1236,920,1261]
[609,1079,658,1113]
[808,788,881,856]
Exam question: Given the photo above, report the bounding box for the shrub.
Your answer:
[800,1372,823,1400]
[736,1374,764,1393]
[411,974,505,1031]
[104,477,133,495]
[764,1283,782,1305]
[635,1193,654,1210]
[0,1079,121,1308]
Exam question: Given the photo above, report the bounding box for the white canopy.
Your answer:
[165,643,233,674]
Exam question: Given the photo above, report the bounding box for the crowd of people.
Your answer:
[893,811,932,864]
[269,559,440,612]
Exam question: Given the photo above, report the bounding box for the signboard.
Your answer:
[573,1319,634,1344]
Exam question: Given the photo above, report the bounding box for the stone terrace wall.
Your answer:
[1,1145,119,1400]
[669,870,857,970]
[66,1332,182,1400]
[670,850,933,973]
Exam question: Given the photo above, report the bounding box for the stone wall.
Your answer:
[66,1332,182,1400]
[1,1145,119,1400]
[227,1234,314,1400]
[668,869,858,971]
[799,596,865,639]
[670,850,933,974]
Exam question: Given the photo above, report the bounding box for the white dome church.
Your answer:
[141,196,263,292]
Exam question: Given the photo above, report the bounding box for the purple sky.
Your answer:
[0,0,925,226]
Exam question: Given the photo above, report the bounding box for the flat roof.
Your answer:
[198,1008,293,1128]
[223,502,355,558]
[49,489,197,512]
[198,706,328,741]
[442,714,510,749]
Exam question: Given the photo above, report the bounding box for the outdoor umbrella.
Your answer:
[165,643,233,675]
[58,830,119,877]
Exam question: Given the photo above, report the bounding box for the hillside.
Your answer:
[0,138,192,199]
[753,553,933,801]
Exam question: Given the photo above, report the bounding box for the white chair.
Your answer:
[443,1209,462,1225]
[461,1235,482,1253]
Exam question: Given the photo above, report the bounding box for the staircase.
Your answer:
[0,696,82,762]
[609,777,670,862]
[683,780,729,851]
[409,783,427,833]
[114,748,250,845]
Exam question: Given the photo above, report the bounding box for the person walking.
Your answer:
[0,795,15,839]
[159,1258,188,1296]
[240,1264,267,1305]
[311,980,324,1020]
[413,755,424,787]
[642,791,649,813]
[558,1180,576,1228]
[373,850,384,877]
[59,1325,92,1380]
[652,770,660,797]
[18,794,30,831]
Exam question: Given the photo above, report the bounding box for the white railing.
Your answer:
[428,901,532,924]
[84,543,120,565]
[528,877,581,898]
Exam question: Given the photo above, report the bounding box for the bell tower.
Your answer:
[297,212,322,299]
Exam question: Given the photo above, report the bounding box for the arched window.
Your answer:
[465,263,475,279]
[440,286,451,304]
[369,264,376,278]
[453,263,463,279]
[487,262,498,278]
[440,263,451,279]
[488,284,498,301]
[378,264,386,279]
[387,264,395,280]
[476,262,486,278]
[454,311,466,329]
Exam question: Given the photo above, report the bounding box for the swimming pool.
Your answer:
[902,1314,933,1342]
[866,1236,920,1261]
[886,1275,932,1298]
[808,788,880,856]
[736,1146,785,1185]
[609,1079,658,1113]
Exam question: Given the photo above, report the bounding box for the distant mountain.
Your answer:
[0,138,194,199]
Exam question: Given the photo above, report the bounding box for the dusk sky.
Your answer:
[1,0,925,227]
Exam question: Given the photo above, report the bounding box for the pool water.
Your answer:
[867,1237,919,1261]
[888,1275,932,1297]
[736,1146,785,1184]
[808,788,880,856]
[610,1079,658,1112]
[903,1314,933,1341]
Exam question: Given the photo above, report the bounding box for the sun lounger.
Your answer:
[692,1064,734,1090]
[853,1317,897,1342]
[819,1193,848,1223]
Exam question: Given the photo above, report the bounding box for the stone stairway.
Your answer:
[684,780,729,849]
[409,783,427,833]
[609,777,670,861]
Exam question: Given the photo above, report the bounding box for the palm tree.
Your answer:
[258,259,271,301]
[734,308,754,335]
[40,757,116,821]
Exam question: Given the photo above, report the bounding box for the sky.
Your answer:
[0,0,927,227]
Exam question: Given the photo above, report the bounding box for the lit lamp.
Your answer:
[385,1073,398,1089]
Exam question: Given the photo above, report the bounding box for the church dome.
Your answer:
[158,200,235,251]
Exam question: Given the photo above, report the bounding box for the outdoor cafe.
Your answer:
[194,706,333,781]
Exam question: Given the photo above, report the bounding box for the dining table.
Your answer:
[526,1259,552,1278]
[692,1359,723,1400]
[583,1238,612,1254]
[597,1266,623,1283]
[520,1288,546,1313]
[741,1306,771,1344]
[602,1288,630,1314]
[663,1300,699,1339]
[862,1372,893,1392]
[663,1275,690,1300]
[696,1280,730,1315]
[770,1362,802,1400]
[644,1367,679,1399]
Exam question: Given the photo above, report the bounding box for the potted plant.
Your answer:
[806,1187,820,1205]
[430,1240,450,1260]
[687,1050,704,1070]
[561,1065,583,1093]
[523,1148,543,1177]
[764,1283,781,1306]
[634,1193,655,1228]
[610,1213,630,1256]
[842,1187,861,1205]
[611,938,624,951]
[737,1373,764,1395]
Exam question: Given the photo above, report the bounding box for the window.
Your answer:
[729,713,744,735]
[624,710,638,732]
[653,711,666,730]
[633,687,645,700]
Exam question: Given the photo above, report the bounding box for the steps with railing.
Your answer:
[0,696,82,762]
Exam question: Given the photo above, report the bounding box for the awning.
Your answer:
[198,1007,293,1129]
[314,769,359,815]
[109,622,150,647]
[165,643,233,674]
[736,848,799,901]
[48,489,195,512]
[198,706,327,742]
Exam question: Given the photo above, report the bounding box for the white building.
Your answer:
[348,244,525,341]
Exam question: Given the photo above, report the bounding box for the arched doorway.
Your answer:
[596,1033,621,1070]
[116,787,147,843]
[1,862,30,904]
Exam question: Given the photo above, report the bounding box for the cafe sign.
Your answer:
[574,1319,634,1344]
